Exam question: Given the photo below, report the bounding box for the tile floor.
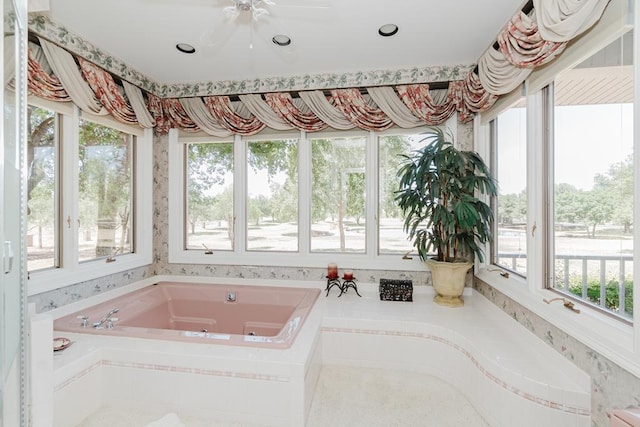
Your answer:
[75,366,490,427]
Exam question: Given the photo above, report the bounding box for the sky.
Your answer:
[497,103,633,195]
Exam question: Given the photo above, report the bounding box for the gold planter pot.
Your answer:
[425,259,473,308]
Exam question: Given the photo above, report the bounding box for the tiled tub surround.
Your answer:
[321,285,590,427]
[46,277,589,427]
[54,281,320,349]
[49,277,325,427]
[474,279,640,427]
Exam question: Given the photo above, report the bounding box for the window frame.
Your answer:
[489,100,528,278]
[167,120,458,271]
[244,133,300,253]
[27,99,153,296]
[475,0,640,378]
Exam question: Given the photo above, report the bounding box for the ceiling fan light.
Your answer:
[272,34,291,47]
[236,0,251,11]
[378,24,399,37]
[176,43,196,54]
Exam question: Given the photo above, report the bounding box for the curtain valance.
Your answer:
[476,0,610,96]
[25,0,612,135]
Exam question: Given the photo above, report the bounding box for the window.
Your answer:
[550,31,633,319]
[310,136,366,253]
[27,101,153,296]
[27,105,58,272]
[185,141,234,251]
[491,101,527,276]
[168,124,453,270]
[247,138,298,252]
[78,119,133,262]
[378,132,425,255]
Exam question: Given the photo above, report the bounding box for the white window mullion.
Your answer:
[61,106,80,269]
[633,2,640,354]
[473,115,492,271]
[298,130,311,256]
[366,131,378,259]
[234,134,246,255]
[526,88,547,293]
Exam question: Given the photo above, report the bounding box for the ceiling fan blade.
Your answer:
[270,0,330,9]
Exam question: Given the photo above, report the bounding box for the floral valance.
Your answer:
[25,0,611,135]
[477,0,610,96]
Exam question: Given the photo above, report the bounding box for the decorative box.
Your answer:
[379,279,413,302]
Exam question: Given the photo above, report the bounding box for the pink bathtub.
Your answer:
[54,282,321,348]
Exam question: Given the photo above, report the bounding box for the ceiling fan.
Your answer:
[223,0,274,22]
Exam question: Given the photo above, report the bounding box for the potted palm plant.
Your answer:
[395,127,498,307]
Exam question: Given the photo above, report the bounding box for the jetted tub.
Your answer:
[54,281,321,348]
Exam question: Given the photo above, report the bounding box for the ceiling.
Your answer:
[44,0,526,86]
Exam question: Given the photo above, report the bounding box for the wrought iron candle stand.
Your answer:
[325,276,342,297]
[325,277,362,297]
[339,278,362,297]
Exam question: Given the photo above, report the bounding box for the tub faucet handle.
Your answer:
[93,308,120,328]
[227,291,237,302]
[77,315,89,327]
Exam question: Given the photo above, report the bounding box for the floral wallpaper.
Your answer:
[474,279,640,427]
[456,119,474,151]
[28,13,473,98]
[28,266,153,313]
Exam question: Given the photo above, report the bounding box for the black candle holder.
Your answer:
[339,278,362,297]
[325,276,342,297]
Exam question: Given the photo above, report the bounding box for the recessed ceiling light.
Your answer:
[378,24,399,37]
[176,43,196,54]
[272,35,291,47]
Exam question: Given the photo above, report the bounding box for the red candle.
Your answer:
[327,263,338,279]
[343,270,353,280]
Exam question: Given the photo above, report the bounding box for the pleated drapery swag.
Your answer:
[78,57,138,125]
[264,92,328,132]
[497,11,567,68]
[204,96,265,136]
[24,0,611,135]
[478,0,610,96]
[27,52,70,102]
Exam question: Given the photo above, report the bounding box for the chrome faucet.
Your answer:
[93,308,120,329]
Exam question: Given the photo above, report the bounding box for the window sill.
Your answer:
[27,252,152,296]
[475,268,638,378]
[167,249,427,272]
